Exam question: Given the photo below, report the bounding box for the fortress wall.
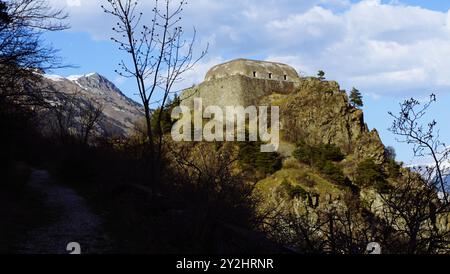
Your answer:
[180,75,299,109]
[180,75,248,109]
[239,76,298,106]
[205,59,300,83]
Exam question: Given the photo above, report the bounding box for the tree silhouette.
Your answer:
[378,169,450,253]
[101,0,207,160]
[79,98,104,145]
[0,0,68,106]
[317,70,325,81]
[349,87,363,108]
[0,1,9,24]
[389,94,449,203]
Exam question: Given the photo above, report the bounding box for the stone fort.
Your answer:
[180,58,302,108]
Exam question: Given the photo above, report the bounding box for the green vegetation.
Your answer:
[151,108,172,135]
[151,96,180,136]
[383,146,402,178]
[293,142,346,185]
[293,142,344,166]
[238,141,282,175]
[349,87,363,108]
[384,146,396,161]
[256,168,343,203]
[317,70,325,81]
[386,159,401,179]
[319,161,346,185]
[280,179,308,200]
[355,159,391,193]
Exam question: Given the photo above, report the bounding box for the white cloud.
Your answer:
[48,0,450,96]
[172,56,225,91]
[66,0,81,7]
[262,0,450,95]
[268,6,344,40]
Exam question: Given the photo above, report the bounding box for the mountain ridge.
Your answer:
[39,72,144,137]
[43,72,142,107]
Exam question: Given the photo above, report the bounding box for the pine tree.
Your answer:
[349,87,363,108]
[317,70,325,81]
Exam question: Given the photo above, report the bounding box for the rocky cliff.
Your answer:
[276,77,385,164]
[253,77,387,212]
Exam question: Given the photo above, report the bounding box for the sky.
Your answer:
[43,0,450,164]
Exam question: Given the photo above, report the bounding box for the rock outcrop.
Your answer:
[279,77,385,163]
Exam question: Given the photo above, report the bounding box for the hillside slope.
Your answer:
[39,73,143,137]
[252,78,387,212]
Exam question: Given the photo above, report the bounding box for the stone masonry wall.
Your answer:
[181,75,299,109]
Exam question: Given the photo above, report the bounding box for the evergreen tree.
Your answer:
[349,87,363,108]
[317,70,325,81]
[151,95,181,136]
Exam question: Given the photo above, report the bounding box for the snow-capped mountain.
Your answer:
[40,72,143,137]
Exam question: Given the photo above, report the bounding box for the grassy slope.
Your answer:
[256,161,346,202]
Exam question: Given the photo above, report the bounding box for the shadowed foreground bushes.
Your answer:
[0,98,286,253]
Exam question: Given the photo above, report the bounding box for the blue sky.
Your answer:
[44,0,450,164]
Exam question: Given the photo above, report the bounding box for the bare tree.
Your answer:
[0,0,68,106]
[383,94,450,253]
[44,92,78,143]
[262,202,329,253]
[262,197,373,254]
[40,88,104,145]
[388,94,449,203]
[377,170,450,253]
[101,0,207,159]
[164,142,262,252]
[79,98,104,145]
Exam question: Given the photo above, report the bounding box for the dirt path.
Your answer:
[15,170,114,254]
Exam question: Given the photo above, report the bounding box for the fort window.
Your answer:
[268,73,272,79]
[284,75,288,80]
[253,71,257,77]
